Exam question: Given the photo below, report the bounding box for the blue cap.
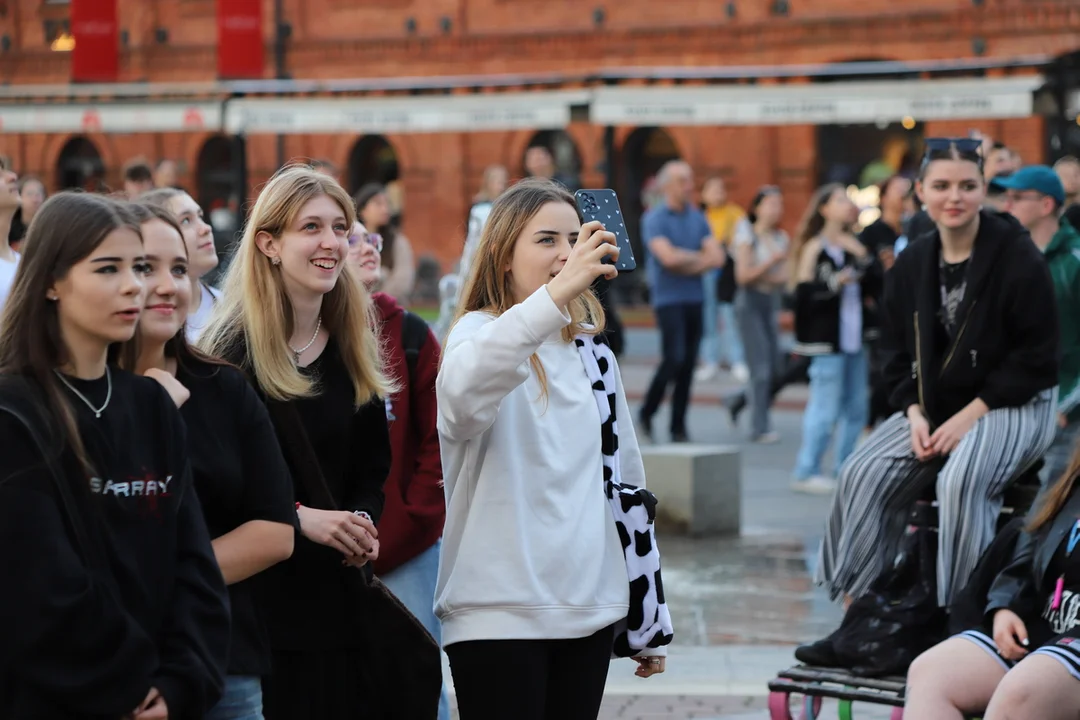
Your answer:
[994,166,1065,206]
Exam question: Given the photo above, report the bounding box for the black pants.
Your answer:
[446,624,615,720]
[642,302,703,434]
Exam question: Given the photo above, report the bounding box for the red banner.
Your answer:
[71,0,119,83]
[217,0,264,80]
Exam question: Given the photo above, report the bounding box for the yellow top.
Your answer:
[705,203,746,246]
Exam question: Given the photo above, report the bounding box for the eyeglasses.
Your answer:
[348,232,383,253]
[922,138,984,167]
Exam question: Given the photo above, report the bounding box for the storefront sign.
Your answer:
[224,91,590,134]
[0,103,223,134]
[591,77,1043,127]
[71,0,119,83]
[217,0,264,79]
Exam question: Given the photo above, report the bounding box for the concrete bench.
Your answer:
[640,444,741,536]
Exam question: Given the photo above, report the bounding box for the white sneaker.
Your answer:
[791,476,838,495]
[731,362,750,383]
[694,363,719,381]
[752,432,781,445]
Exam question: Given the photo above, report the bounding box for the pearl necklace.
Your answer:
[290,316,322,364]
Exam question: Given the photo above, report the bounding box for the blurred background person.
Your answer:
[154,159,180,190]
[122,158,155,198]
[698,176,748,383]
[8,175,45,253]
[1054,155,1080,229]
[729,185,788,443]
[355,183,416,303]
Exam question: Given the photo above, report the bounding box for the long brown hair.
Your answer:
[115,202,226,374]
[0,192,142,475]
[452,177,605,401]
[1028,449,1080,532]
[788,183,844,290]
[200,164,391,405]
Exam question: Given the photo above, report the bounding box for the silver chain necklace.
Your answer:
[54,366,112,419]
[289,316,322,364]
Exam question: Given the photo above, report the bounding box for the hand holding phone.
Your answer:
[546,221,619,309]
[574,189,637,272]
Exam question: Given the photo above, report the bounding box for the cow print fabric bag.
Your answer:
[575,333,675,657]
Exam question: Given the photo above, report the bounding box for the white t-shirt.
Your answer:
[434,287,636,645]
[0,254,20,312]
[185,283,220,344]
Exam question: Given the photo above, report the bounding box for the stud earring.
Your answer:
[271,257,281,266]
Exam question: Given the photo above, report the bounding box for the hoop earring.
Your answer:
[271,257,281,266]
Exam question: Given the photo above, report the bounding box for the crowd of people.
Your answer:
[0,155,672,720]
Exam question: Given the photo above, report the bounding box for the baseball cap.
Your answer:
[994,165,1066,206]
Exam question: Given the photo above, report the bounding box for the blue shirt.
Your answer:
[642,204,713,308]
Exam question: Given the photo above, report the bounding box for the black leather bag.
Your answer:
[267,399,443,719]
[828,504,947,677]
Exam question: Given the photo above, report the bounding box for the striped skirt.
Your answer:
[815,389,1057,607]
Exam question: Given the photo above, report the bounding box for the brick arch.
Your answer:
[43,133,117,193]
[182,132,226,187]
[332,132,416,194]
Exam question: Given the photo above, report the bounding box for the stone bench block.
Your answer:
[640,444,741,537]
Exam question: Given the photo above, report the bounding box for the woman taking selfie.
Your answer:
[120,203,297,720]
[436,178,673,720]
[0,193,229,719]
[815,138,1058,611]
[139,188,220,342]
[201,165,395,719]
[905,452,1080,719]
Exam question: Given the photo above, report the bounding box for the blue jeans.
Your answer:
[380,540,450,720]
[699,270,744,366]
[206,676,263,720]
[794,350,869,480]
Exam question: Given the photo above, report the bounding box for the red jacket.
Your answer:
[371,292,446,575]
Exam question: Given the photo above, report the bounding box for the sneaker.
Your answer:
[694,362,719,382]
[731,362,750,383]
[751,431,781,445]
[791,476,838,495]
[671,430,690,443]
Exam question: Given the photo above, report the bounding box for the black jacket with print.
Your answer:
[880,210,1059,428]
[985,488,1080,630]
[792,243,882,356]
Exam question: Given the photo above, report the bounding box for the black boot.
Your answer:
[794,638,841,667]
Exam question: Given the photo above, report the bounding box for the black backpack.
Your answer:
[401,310,430,387]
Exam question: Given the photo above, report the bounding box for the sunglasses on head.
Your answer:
[348,232,383,253]
[922,138,984,166]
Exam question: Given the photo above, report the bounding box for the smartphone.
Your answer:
[574,189,637,273]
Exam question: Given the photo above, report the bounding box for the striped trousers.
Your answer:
[815,389,1057,607]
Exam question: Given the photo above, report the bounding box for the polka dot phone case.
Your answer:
[574,189,637,273]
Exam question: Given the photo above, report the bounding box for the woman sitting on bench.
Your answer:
[815,138,1060,610]
[905,452,1080,719]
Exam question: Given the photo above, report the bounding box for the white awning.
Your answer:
[0,102,223,134]
[590,76,1044,127]
[223,90,591,135]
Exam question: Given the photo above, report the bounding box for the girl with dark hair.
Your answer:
[905,452,1080,718]
[0,192,230,719]
[119,203,296,720]
[355,182,416,302]
[815,139,1058,611]
[789,184,879,494]
[139,188,221,342]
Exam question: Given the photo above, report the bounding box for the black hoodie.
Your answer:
[880,210,1059,427]
[0,370,230,720]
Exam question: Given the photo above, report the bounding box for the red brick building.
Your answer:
[1,0,1079,272]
